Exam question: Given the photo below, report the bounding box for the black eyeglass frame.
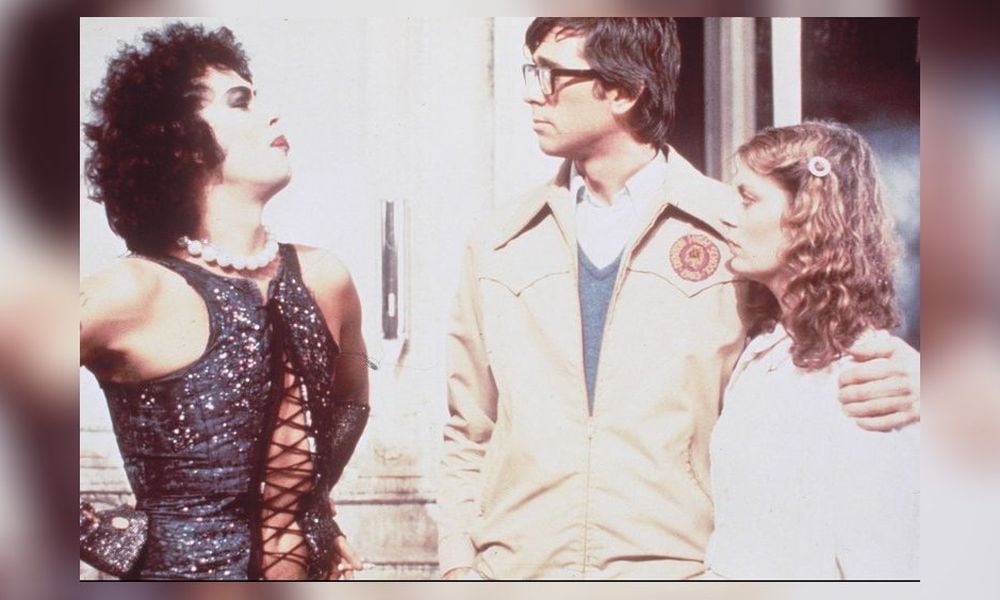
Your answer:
[522,63,601,95]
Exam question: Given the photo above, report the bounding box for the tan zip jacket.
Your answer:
[439,149,748,579]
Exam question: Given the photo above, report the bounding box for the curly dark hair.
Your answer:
[525,18,681,154]
[83,22,252,255]
[738,121,902,370]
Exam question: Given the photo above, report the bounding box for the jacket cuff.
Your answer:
[438,533,476,576]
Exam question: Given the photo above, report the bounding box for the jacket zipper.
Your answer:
[589,203,670,419]
[581,205,671,577]
[569,239,595,578]
[580,257,623,578]
[582,416,596,578]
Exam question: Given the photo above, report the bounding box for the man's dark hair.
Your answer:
[83,22,252,255]
[525,18,681,153]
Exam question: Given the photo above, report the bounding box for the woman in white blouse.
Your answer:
[704,121,919,580]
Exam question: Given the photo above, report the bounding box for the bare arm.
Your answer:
[79,285,104,367]
[298,247,370,578]
[80,260,154,371]
[331,271,369,408]
[296,246,370,407]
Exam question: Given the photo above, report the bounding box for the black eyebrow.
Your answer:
[184,83,211,102]
[225,86,254,102]
[534,56,567,69]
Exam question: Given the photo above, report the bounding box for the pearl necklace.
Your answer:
[177,228,279,272]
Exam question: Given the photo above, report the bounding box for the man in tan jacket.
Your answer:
[439,18,919,580]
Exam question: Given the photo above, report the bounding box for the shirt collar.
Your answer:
[744,323,792,359]
[492,146,736,250]
[569,151,667,215]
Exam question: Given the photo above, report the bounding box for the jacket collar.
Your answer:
[492,159,572,251]
[491,147,732,252]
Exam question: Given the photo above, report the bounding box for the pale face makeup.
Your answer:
[195,67,291,197]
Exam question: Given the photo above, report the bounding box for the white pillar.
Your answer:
[704,17,757,180]
[771,17,802,127]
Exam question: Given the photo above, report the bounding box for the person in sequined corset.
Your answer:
[80,23,370,580]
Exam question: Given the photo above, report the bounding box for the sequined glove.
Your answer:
[80,500,148,579]
[325,403,368,568]
[303,403,369,579]
[326,402,370,485]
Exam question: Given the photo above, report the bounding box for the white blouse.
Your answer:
[705,325,919,580]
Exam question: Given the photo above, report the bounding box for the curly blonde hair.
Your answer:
[737,121,902,370]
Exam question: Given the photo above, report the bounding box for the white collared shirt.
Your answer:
[570,153,668,269]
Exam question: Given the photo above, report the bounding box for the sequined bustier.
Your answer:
[100,244,368,580]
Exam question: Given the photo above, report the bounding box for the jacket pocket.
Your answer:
[685,434,713,505]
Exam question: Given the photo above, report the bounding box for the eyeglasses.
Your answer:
[522,63,600,96]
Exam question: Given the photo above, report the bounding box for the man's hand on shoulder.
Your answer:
[838,329,920,431]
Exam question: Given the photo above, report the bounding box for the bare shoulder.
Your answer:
[292,244,359,310]
[81,257,166,320]
[80,256,170,363]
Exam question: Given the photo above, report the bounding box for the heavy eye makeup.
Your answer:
[226,86,254,109]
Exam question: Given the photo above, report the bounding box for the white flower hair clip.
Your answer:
[807,156,832,178]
